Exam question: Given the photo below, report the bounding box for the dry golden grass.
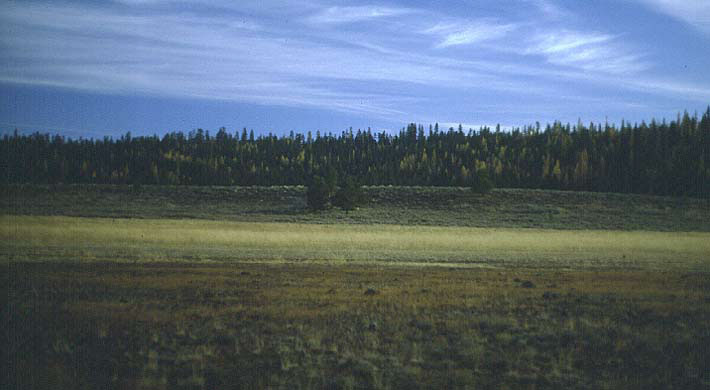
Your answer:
[2,215,709,270]
[4,211,710,388]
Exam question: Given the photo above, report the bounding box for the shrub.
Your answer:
[471,168,493,193]
[332,177,365,212]
[306,176,330,210]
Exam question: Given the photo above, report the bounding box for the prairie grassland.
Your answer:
[3,185,710,389]
[2,215,709,270]
[6,262,710,389]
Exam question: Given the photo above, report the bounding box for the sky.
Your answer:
[1,0,710,138]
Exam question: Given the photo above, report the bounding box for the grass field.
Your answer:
[2,215,710,271]
[6,262,710,389]
[3,185,710,389]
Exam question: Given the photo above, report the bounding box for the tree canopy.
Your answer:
[2,108,709,198]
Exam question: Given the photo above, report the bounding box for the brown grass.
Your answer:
[6,262,710,389]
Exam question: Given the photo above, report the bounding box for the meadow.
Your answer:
[3,185,710,389]
[6,262,710,389]
[2,215,709,271]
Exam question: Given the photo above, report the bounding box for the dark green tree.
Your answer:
[471,168,493,193]
[324,167,338,198]
[333,177,365,212]
[3,107,708,198]
[306,176,330,210]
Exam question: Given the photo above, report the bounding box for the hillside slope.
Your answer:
[3,185,708,231]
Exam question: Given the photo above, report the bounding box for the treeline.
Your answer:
[2,109,709,197]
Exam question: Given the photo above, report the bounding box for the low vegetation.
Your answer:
[3,216,709,270]
[3,184,709,389]
[6,262,710,389]
[3,184,709,231]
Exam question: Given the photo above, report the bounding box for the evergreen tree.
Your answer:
[306,176,330,210]
[2,107,708,198]
[471,168,493,193]
[324,167,338,198]
[333,177,365,212]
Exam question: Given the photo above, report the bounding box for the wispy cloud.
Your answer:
[419,16,647,74]
[0,2,566,122]
[619,78,710,102]
[633,0,710,33]
[0,3,420,120]
[526,0,571,20]
[307,6,414,24]
[2,0,708,132]
[525,30,648,74]
[424,20,517,48]
[529,31,612,54]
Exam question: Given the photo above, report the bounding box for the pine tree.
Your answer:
[333,177,365,212]
[306,176,330,210]
[324,167,338,198]
[471,167,493,193]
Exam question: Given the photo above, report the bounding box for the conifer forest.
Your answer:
[4,109,709,197]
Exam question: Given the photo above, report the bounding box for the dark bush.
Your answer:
[471,168,493,193]
[306,176,330,210]
[333,177,365,212]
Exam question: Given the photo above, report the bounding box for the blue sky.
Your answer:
[1,0,709,137]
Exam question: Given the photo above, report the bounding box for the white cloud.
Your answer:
[620,78,710,101]
[423,20,517,48]
[3,0,709,127]
[530,31,612,54]
[1,3,557,103]
[528,0,570,19]
[3,3,532,122]
[525,30,648,74]
[307,6,414,24]
[633,0,710,33]
[518,0,576,22]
